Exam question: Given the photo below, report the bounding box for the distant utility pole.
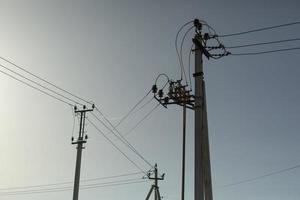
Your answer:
[72,105,94,200]
[145,164,165,200]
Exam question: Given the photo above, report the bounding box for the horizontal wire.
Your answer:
[230,47,300,56]
[0,179,149,196]
[0,56,92,105]
[87,117,148,175]
[0,171,143,191]
[227,38,300,49]
[0,68,73,106]
[218,21,300,37]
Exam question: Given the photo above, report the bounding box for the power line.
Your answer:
[114,89,152,128]
[87,117,148,175]
[0,68,73,106]
[123,103,160,137]
[0,172,143,191]
[0,178,149,196]
[175,20,194,80]
[226,38,300,49]
[218,21,300,37]
[0,63,82,106]
[0,56,92,105]
[230,47,300,56]
[93,107,154,169]
[219,163,300,188]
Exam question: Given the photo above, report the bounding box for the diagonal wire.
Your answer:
[87,117,148,175]
[123,103,160,137]
[0,68,73,106]
[93,106,154,169]
[0,56,92,105]
[218,163,300,188]
[0,63,82,105]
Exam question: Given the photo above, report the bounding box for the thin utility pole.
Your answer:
[181,104,187,200]
[72,105,94,200]
[145,164,165,200]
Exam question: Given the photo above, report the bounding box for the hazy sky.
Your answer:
[0,0,299,200]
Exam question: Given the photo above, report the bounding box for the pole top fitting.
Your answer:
[194,19,202,31]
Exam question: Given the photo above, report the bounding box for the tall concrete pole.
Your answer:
[193,34,205,200]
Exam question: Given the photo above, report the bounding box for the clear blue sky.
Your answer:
[0,0,299,200]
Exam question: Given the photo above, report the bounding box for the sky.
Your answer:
[0,0,299,200]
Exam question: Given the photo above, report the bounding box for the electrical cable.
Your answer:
[0,63,82,105]
[175,20,194,80]
[0,172,143,191]
[114,89,152,128]
[0,178,149,196]
[218,21,300,37]
[227,38,300,49]
[179,26,194,85]
[87,118,148,175]
[123,103,160,137]
[0,68,73,106]
[93,107,154,169]
[230,47,300,56]
[0,56,92,105]
[219,163,300,188]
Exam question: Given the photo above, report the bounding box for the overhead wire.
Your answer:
[226,37,300,49]
[0,56,92,105]
[93,107,154,169]
[0,68,73,106]
[230,47,300,56]
[123,103,160,137]
[175,20,194,80]
[179,26,194,85]
[87,117,148,175]
[218,163,300,188]
[218,21,300,37]
[0,63,82,106]
[0,171,143,191]
[0,178,149,196]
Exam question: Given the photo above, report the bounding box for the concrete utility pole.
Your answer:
[145,164,165,200]
[72,105,94,200]
[193,19,213,200]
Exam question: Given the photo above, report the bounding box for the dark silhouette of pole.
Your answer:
[72,105,94,200]
[181,104,186,200]
[145,164,165,200]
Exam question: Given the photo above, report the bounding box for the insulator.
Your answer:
[92,104,95,109]
[71,136,74,141]
[158,89,163,98]
[164,97,169,104]
[83,105,86,109]
[74,106,77,111]
[85,135,88,140]
[152,84,158,93]
[193,19,202,31]
[204,33,210,40]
